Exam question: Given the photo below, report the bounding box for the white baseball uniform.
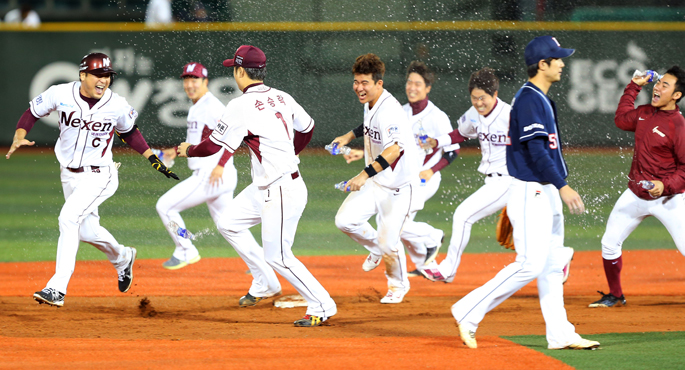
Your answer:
[434,98,513,281]
[335,89,420,295]
[209,83,336,319]
[156,92,240,262]
[29,81,136,294]
[399,100,458,268]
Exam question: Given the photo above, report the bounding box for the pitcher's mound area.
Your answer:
[2,250,685,369]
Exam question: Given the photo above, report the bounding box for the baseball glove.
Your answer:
[496,206,515,250]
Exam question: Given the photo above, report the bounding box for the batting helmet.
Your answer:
[79,53,117,75]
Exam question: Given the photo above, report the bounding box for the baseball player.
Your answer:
[589,66,685,308]
[155,62,241,270]
[451,36,599,350]
[331,53,420,304]
[178,45,336,327]
[6,52,178,307]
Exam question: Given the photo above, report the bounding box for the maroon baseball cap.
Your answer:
[223,45,266,69]
[180,62,208,78]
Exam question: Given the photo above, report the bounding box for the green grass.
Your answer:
[505,332,685,369]
[0,148,677,262]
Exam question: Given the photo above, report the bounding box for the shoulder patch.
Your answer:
[215,121,228,135]
[128,107,138,120]
[36,95,43,105]
[387,125,399,136]
[459,115,466,124]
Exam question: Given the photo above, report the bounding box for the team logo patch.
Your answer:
[523,123,545,132]
[387,125,399,136]
[535,190,541,197]
[235,56,243,66]
[215,121,228,135]
[128,107,138,120]
[36,95,43,105]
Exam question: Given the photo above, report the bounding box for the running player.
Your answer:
[331,53,420,304]
[6,52,178,307]
[451,36,599,350]
[155,62,239,270]
[178,45,336,326]
[589,66,685,308]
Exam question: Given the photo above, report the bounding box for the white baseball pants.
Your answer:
[438,175,512,282]
[335,180,414,293]
[217,175,336,319]
[400,172,443,268]
[601,188,685,259]
[452,179,581,349]
[156,166,237,262]
[47,164,133,294]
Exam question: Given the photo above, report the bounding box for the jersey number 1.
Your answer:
[275,112,290,139]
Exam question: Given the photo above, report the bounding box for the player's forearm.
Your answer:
[436,130,466,147]
[351,124,364,139]
[294,126,314,155]
[119,128,151,155]
[525,138,567,189]
[614,81,642,131]
[16,108,40,133]
[431,149,459,173]
[187,138,223,157]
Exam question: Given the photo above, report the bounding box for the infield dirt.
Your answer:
[2,250,685,369]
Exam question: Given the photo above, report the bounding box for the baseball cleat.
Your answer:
[557,338,600,350]
[33,288,65,307]
[588,291,626,308]
[424,230,444,265]
[458,323,477,349]
[118,247,136,293]
[162,255,201,270]
[362,253,382,272]
[407,269,422,278]
[419,261,447,282]
[380,288,408,304]
[239,291,281,307]
[293,314,327,327]
[562,247,574,284]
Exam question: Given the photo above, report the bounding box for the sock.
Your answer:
[602,256,623,298]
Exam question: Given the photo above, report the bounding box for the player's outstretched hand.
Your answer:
[6,129,35,159]
[559,185,585,215]
[209,165,224,187]
[632,75,650,87]
[148,154,179,180]
[344,149,364,164]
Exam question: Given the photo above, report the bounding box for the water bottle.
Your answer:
[639,180,655,190]
[325,143,352,156]
[418,124,433,155]
[151,148,175,168]
[334,181,350,192]
[167,221,195,240]
[420,178,426,186]
[633,70,661,83]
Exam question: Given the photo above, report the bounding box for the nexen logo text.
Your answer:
[478,132,508,143]
[364,126,381,141]
[60,111,112,132]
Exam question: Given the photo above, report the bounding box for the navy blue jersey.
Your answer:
[506,82,568,184]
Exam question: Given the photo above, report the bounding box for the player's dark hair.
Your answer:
[406,61,434,87]
[468,67,499,96]
[352,53,385,83]
[527,57,554,78]
[244,66,267,81]
[665,65,685,103]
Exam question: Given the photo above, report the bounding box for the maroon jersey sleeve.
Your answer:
[662,118,685,195]
[614,81,642,132]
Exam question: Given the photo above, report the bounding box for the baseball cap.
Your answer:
[180,62,208,78]
[524,36,575,66]
[223,45,266,69]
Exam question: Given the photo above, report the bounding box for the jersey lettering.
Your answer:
[60,111,112,132]
[549,133,558,149]
[364,126,382,141]
[255,100,265,111]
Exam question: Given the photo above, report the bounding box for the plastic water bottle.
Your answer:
[151,148,175,168]
[418,124,433,155]
[167,221,195,240]
[639,180,655,190]
[334,181,350,192]
[420,178,426,186]
[633,70,661,83]
[325,143,352,156]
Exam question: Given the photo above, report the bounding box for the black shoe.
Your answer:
[33,288,65,307]
[407,269,422,277]
[118,247,136,293]
[588,291,626,308]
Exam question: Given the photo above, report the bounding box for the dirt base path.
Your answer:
[2,250,684,369]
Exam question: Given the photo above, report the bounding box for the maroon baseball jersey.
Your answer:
[615,81,685,200]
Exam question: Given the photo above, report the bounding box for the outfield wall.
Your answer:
[1,21,684,147]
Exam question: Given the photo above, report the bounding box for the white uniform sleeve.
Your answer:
[290,97,314,134]
[210,101,247,153]
[380,108,406,150]
[457,109,479,139]
[29,85,59,118]
[435,110,460,152]
[116,104,138,134]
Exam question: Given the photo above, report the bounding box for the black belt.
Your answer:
[539,182,551,185]
[67,166,100,173]
[487,173,503,177]
[291,171,299,180]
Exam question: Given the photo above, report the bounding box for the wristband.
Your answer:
[375,154,390,170]
[186,145,193,157]
[364,164,378,177]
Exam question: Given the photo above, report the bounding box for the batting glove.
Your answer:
[148,154,179,180]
